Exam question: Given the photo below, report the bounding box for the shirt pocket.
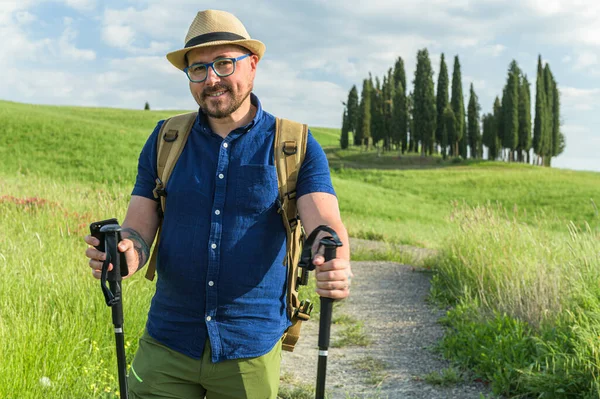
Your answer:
[235,165,278,215]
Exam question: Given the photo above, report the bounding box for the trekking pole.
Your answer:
[299,225,343,399]
[99,224,129,399]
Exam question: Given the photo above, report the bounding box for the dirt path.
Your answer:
[280,259,492,398]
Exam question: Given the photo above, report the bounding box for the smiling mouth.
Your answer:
[205,90,227,98]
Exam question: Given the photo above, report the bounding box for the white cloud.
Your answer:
[0,5,96,64]
[522,0,600,48]
[561,87,600,111]
[59,23,96,61]
[63,0,96,12]
[477,44,506,58]
[101,7,175,55]
[15,11,37,24]
[561,124,590,136]
[525,0,564,16]
[255,60,348,126]
[102,6,187,41]
[464,75,487,91]
[554,124,600,172]
[573,52,599,71]
[102,24,136,49]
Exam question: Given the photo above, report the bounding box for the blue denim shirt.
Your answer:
[132,94,335,362]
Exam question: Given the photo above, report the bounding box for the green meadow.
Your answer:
[1,99,600,397]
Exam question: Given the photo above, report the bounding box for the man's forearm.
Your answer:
[121,227,151,270]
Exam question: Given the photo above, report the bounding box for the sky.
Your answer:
[1,0,599,172]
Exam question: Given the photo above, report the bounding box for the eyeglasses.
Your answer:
[184,53,251,83]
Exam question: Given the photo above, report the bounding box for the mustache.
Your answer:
[202,84,230,97]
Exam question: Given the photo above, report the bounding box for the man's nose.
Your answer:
[204,66,221,85]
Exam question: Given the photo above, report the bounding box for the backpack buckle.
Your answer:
[163,129,178,143]
[295,300,313,320]
[153,178,167,199]
[283,141,297,155]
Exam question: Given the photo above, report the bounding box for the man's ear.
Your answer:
[249,54,259,71]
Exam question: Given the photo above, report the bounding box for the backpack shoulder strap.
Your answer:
[274,117,308,224]
[145,111,197,281]
[274,117,309,352]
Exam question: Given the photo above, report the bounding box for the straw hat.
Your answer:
[166,10,266,71]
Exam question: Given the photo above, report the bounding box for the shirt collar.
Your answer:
[196,93,263,137]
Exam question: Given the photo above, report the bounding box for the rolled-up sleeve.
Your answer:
[131,121,164,201]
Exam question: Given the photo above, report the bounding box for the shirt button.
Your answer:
[206,316,212,322]
[223,143,229,149]
[218,174,224,179]
[215,210,221,215]
[208,281,214,287]
[211,243,217,249]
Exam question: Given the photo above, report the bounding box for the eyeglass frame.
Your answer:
[183,53,252,83]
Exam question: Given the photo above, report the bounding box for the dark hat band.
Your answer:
[185,32,247,48]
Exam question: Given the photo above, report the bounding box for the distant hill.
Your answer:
[1,100,599,247]
[0,100,341,185]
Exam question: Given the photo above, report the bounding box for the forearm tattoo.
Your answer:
[121,228,150,269]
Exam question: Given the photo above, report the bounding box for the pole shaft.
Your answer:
[315,355,328,398]
[315,244,337,399]
[114,327,128,399]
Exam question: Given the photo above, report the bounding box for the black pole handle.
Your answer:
[100,224,123,308]
[317,240,337,351]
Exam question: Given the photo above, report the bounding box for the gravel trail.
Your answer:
[280,259,492,399]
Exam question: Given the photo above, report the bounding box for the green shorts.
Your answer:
[128,331,282,399]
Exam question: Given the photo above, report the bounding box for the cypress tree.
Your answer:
[533,56,546,165]
[346,85,359,135]
[491,97,502,160]
[406,92,415,152]
[552,82,565,159]
[518,75,532,163]
[543,64,554,165]
[481,113,493,160]
[503,60,520,162]
[383,69,394,151]
[442,105,455,160]
[393,57,407,97]
[371,75,382,149]
[436,54,449,155]
[392,81,407,153]
[355,91,363,146]
[413,49,436,155]
[356,78,372,148]
[451,55,465,157]
[340,108,349,149]
[467,83,482,159]
[497,89,506,160]
[393,57,408,152]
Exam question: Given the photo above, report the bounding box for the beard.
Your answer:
[198,82,253,119]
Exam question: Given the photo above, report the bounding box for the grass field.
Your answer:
[1,100,600,397]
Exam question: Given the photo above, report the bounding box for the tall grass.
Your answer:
[431,204,600,396]
[0,178,154,397]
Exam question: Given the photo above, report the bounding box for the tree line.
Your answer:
[340,50,566,166]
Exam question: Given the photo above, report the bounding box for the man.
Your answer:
[84,9,351,399]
